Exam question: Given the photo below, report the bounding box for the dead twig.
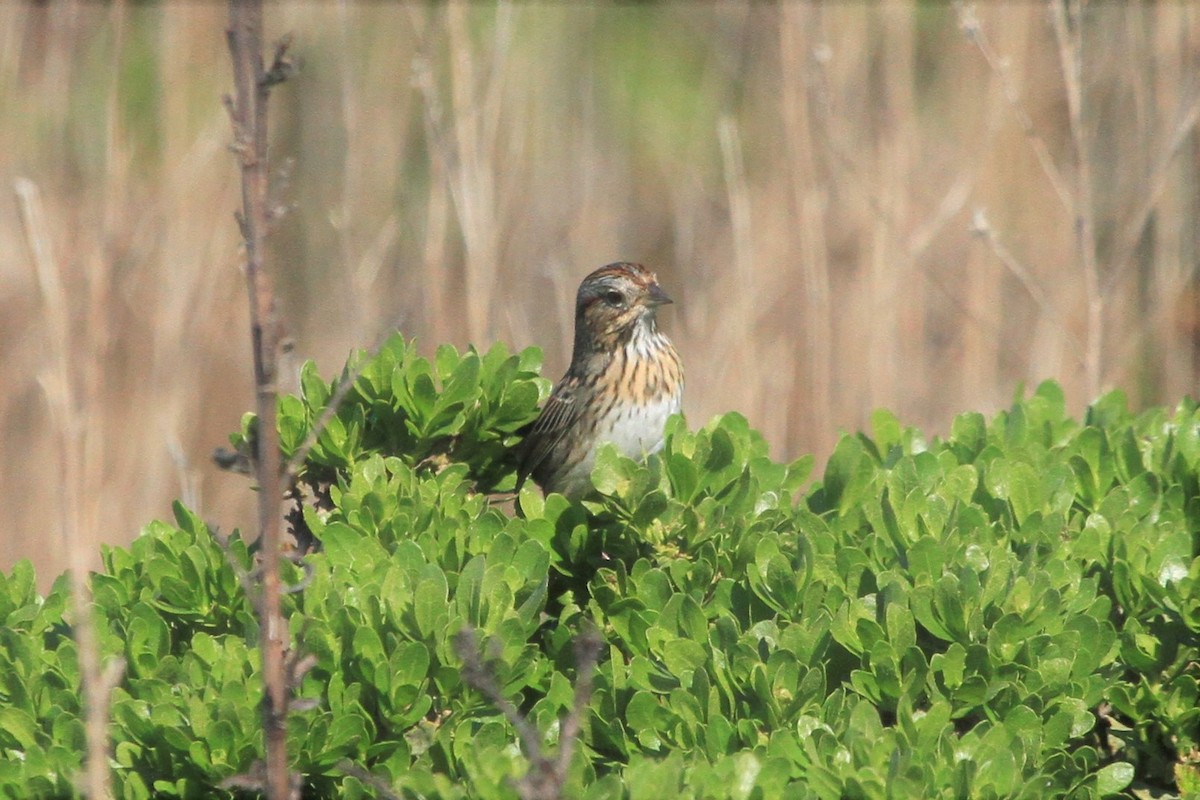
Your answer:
[455,626,603,800]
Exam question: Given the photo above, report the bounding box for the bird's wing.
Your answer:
[515,379,583,492]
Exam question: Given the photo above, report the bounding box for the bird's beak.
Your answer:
[647,282,673,306]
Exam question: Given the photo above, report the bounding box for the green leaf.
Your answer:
[439,351,481,408]
[352,626,385,669]
[661,639,707,678]
[950,412,987,458]
[1093,762,1133,795]
[413,566,449,638]
[1176,762,1200,797]
[517,483,545,519]
[1086,389,1129,429]
[126,604,171,676]
[705,426,735,472]
[885,603,916,653]
[434,343,461,378]
[591,444,626,496]
[278,394,308,455]
[934,643,966,689]
[871,408,903,454]
[456,555,486,625]
[667,453,699,502]
[411,372,437,419]
[625,691,663,734]
[822,435,876,514]
[300,359,331,408]
[0,707,38,749]
[984,460,1042,524]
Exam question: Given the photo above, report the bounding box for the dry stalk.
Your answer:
[779,4,833,455]
[954,2,1073,215]
[954,2,1109,395]
[968,208,1086,367]
[1049,0,1103,398]
[441,1,515,343]
[717,115,756,405]
[804,18,986,335]
[410,44,454,345]
[1104,87,1200,297]
[17,176,126,799]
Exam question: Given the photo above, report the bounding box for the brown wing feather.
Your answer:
[514,379,583,492]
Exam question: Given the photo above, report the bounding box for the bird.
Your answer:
[515,262,684,500]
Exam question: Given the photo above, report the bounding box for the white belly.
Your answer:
[557,391,682,498]
[597,392,680,458]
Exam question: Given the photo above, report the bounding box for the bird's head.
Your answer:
[574,262,672,350]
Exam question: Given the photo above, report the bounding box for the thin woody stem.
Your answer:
[226,1,294,796]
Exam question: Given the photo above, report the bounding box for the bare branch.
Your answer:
[263,34,299,88]
[335,761,407,800]
[552,626,603,785]
[454,628,547,765]
[455,626,604,800]
[226,0,297,796]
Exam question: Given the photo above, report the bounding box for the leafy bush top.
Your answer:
[1,336,1198,799]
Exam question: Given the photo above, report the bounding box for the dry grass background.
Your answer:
[3,2,1198,587]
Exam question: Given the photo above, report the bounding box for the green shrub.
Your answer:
[2,336,1198,798]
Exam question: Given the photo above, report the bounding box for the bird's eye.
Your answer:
[604,290,625,306]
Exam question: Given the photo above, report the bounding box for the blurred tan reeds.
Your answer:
[3,3,1199,587]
